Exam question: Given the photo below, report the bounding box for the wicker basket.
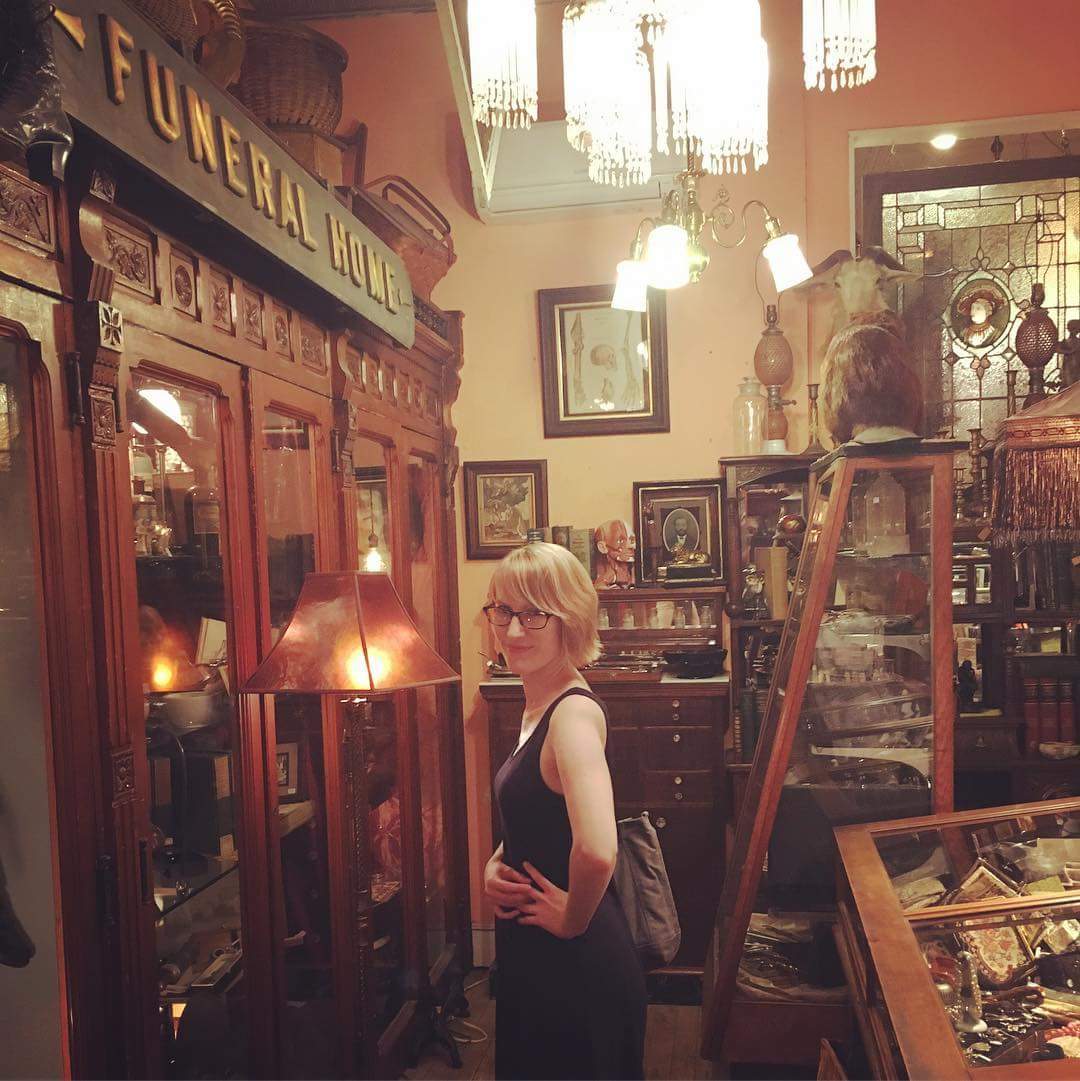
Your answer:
[124,0,200,48]
[248,0,385,16]
[233,16,348,136]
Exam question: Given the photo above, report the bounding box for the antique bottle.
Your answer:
[733,377,766,456]
[185,465,221,564]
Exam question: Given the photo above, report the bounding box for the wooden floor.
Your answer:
[404,968,711,1081]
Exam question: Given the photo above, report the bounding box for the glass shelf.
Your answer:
[155,856,239,918]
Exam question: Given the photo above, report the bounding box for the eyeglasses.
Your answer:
[482,603,552,630]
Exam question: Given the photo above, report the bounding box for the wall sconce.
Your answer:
[612,156,812,311]
[242,572,459,695]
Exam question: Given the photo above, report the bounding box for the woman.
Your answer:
[484,543,646,1080]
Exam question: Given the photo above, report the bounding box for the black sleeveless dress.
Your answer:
[493,688,646,1080]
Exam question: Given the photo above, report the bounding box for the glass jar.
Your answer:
[733,376,766,455]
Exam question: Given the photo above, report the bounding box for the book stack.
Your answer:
[546,524,595,579]
[1021,674,1079,753]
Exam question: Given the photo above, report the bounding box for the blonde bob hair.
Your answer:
[487,542,601,669]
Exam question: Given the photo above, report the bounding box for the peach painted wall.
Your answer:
[322,0,1080,933]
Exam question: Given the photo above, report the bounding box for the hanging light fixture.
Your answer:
[802,0,877,92]
[467,0,538,129]
[612,156,811,310]
[563,0,769,188]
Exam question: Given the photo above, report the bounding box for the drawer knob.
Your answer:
[672,699,681,709]
[672,733,681,743]
[672,712,680,721]
[675,791,684,801]
[674,776,683,785]
[974,734,987,750]
[655,816,667,829]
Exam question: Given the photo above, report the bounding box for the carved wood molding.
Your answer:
[0,165,56,254]
[111,747,136,804]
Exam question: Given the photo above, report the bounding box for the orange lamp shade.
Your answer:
[242,572,460,694]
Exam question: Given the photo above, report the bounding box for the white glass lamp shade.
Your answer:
[612,258,650,312]
[763,232,813,293]
[645,224,691,290]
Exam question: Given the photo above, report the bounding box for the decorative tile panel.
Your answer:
[208,269,233,333]
[104,220,154,298]
[0,166,55,253]
[170,252,197,318]
[271,303,292,359]
[242,287,265,347]
[299,320,327,373]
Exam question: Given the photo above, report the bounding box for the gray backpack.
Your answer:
[612,811,681,970]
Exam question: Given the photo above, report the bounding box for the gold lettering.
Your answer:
[183,86,218,173]
[277,173,301,237]
[347,233,366,288]
[364,245,386,304]
[103,16,134,104]
[247,144,276,219]
[217,116,247,196]
[384,265,400,313]
[296,186,318,251]
[327,215,349,275]
[143,52,181,142]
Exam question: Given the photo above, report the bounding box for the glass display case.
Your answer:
[835,797,1080,1078]
[702,440,960,1061]
[719,453,817,762]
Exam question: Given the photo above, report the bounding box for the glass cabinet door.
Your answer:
[350,434,407,1045]
[127,370,248,1079]
[407,453,451,973]
[0,341,65,1078]
[258,406,340,1079]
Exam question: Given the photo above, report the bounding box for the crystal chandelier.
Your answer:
[563,0,770,188]
[467,0,538,129]
[802,0,877,91]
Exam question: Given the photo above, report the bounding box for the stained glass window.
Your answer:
[878,171,1079,450]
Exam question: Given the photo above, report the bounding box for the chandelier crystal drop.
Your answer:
[563,0,770,187]
[802,0,877,92]
[468,0,538,129]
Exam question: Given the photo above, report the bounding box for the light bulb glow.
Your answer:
[363,547,386,573]
[930,132,958,150]
[645,224,691,290]
[763,232,813,293]
[612,258,650,311]
[344,644,391,690]
[151,657,176,691]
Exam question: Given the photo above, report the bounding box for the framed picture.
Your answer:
[538,284,669,438]
[276,742,299,799]
[633,479,724,585]
[463,459,548,560]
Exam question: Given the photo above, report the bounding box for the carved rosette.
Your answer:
[104,225,154,297]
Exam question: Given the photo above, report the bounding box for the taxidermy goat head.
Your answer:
[793,247,917,357]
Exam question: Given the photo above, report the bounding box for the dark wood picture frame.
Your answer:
[633,478,725,585]
[462,459,549,560]
[538,284,669,438]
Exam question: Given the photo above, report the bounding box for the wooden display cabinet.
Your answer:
[0,54,469,1075]
[594,584,726,660]
[835,797,1080,1078]
[703,440,960,1067]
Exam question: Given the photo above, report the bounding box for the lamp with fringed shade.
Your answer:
[990,381,1080,548]
[242,572,459,694]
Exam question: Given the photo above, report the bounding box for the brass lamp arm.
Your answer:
[627,216,660,259]
[707,196,783,250]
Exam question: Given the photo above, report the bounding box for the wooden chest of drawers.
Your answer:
[480,677,729,970]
